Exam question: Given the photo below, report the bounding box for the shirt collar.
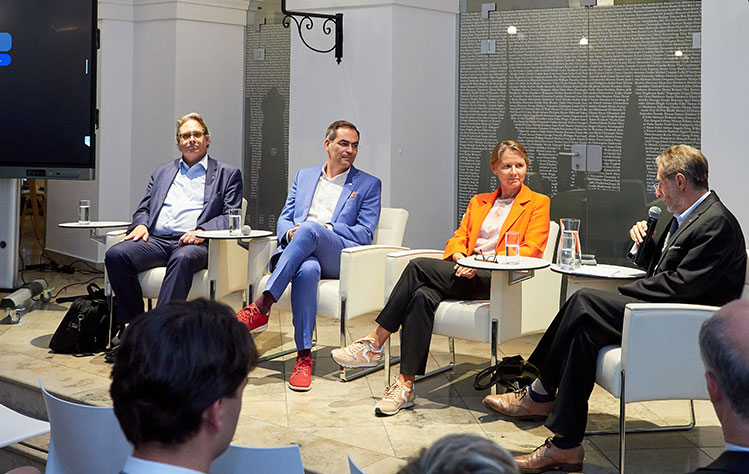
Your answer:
[320,164,351,184]
[179,155,209,173]
[725,442,749,452]
[673,190,710,227]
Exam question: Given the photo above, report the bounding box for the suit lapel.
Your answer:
[297,167,321,221]
[498,185,530,240]
[202,156,216,205]
[654,192,716,269]
[468,189,500,248]
[332,166,357,221]
[151,160,180,224]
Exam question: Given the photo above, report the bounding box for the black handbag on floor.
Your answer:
[49,283,111,355]
[473,355,539,392]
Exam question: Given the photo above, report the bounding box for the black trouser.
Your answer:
[528,288,644,443]
[375,257,491,375]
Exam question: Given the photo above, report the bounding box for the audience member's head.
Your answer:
[398,434,520,474]
[110,299,258,470]
[699,299,749,444]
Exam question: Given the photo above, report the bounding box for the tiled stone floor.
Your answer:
[0,270,725,473]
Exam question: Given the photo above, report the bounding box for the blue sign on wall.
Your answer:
[0,33,11,67]
[0,32,11,51]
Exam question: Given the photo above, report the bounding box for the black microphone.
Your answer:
[628,206,662,266]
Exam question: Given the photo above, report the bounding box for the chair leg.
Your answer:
[619,370,626,474]
[585,370,698,474]
[414,336,456,383]
[258,318,318,363]
[490,318,498,395]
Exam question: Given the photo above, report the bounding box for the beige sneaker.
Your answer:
[331,337,384,368]
[375,376,415,416]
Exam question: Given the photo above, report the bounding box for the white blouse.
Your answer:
[473,197,515,255]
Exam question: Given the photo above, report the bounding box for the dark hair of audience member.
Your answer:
[110,299,258,446]
[398,433,520,474]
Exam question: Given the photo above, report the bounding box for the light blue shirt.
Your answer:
[673,190,711,228]
[121,456,204,474]
[153,155,208,236]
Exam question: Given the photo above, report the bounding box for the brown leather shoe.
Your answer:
[514,438,584,473]
[482,387,553,421]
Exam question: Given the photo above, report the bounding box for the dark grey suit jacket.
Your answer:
[687,450,749,473]
[619,191,746,307]
[129,155,243,233]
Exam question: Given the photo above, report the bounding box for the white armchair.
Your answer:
[592,249,749,474]
[245,208,409,373]
[381,222,560,389]
[104,199,249,307]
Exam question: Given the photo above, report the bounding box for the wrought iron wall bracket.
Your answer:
[281,0,343,64]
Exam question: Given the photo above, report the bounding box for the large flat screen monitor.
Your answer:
[0,0,98,180]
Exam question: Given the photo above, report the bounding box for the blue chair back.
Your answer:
[348,455,366,474]
[210,444,304,474]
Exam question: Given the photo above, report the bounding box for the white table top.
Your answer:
[58,221,131,229]
[457,256,550,271]
[196,229,273,239]
[550,263,645,279]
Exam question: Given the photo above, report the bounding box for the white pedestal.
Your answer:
[0,179,21,289]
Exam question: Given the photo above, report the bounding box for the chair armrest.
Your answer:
[337,245,408,318]
[104,230,127,250]
[619,302,718,402]
[245,236,277,289]
[384,249,444,302]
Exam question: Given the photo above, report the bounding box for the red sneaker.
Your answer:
[288,355,313,392]
[235,303,269,335]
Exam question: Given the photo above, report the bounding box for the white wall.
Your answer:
[288,0,459,249]
[702,0,749,239]
[47,0,249,262]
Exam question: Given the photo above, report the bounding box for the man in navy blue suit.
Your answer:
[236,120,382,392]
[106,113,243,326]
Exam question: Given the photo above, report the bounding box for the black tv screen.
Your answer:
[0,0,97,180]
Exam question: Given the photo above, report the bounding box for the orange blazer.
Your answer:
[443,184,551,260]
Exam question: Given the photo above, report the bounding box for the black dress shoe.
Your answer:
[104,344,119,364]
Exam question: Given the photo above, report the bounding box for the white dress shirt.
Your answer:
[305,165,350,226]
[120,456,204,474]
[153,155,208,236]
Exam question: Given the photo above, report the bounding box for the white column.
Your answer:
[287,0,460,249]
[702,0,749,237]
[46,0,250,262]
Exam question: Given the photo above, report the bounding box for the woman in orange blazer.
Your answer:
[332,140,550,416]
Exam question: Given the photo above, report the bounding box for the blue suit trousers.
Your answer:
[105,235,208,324]
[264,221,353,350]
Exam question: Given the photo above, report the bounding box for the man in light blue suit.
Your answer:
[236,120,381,391]
[106,113,243,327]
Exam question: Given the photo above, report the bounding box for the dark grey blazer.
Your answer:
[619,191,746,307]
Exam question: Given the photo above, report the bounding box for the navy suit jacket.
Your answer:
[687,450,749,473]
[271,164,382,265]
[129,155,243,234]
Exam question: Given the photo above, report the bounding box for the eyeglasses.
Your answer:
[179,131,205,141]
[335,140,359,150]
[474,250,498,263]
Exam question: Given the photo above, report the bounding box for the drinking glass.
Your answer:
[505,231,520,264]
[228,209,241,235]
[78,200,90,224]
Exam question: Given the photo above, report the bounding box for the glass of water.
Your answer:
[78,199,90,224]
[505,231,520,264]
[228,209,241,235]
